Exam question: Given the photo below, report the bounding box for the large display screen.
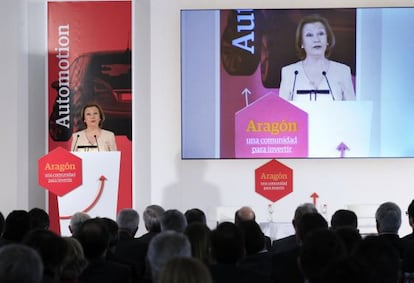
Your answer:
[181,8,414,159]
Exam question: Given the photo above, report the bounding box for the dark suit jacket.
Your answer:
[271,234,298,254]
[237,251,273,280]
[115,231,148,282]
[79,258,131,283]
[137,231,158,246]
[271,246,303,283]
[401,232,414,272]
[209,263,271,283]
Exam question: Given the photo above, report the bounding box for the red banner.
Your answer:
[47,1,132,233]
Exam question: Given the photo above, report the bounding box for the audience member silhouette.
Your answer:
[68,212,90,236]
[271,202,317,254]
[271,212,328,283]
[0,209,30,246]
[117,208,139,238]
[160,209,187,233]
[330,209,358,230]
[321,256,369,283]
[114,210,147,283]
[234,206,256,225]
[29,208,50,231]
[138,204,165,245]
[352,235,401,283]
[237,220,272,280]
[209,221,270,283]
[185,208,207,225]
[234,206,271,250]
[375,202,404,257]
[0,244,44,283]
[333,226,362,255]
[299,228,346,283]
[159,257,213,283]
[184,222,212,265]
[147,230,191,283]
[75,218,132,283]
[60,237,87,283]
[23,229,68,283]
[402,200,414,277]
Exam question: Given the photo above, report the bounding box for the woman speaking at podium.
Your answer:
[278,14,355,101]
[70,103,117,152]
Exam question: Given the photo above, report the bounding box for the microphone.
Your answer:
[94,135,100,152]
[322,71,335,101]
[72,134,80,151]
[290,70,299,100]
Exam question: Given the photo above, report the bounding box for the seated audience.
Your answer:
[209,222,270,283]
[402,200,414,276]
[147,230,192,283]
[28,208,50,231]
[330,209,361,255]
[69,212,90,236]
[321,256,368,283]
[114,210,147,283]
[237,220,272,280]
[0,244,44,283]
[75,218,132,283]
[138,204,165,245]
[271,202,317,254]
[159,257,213,283]
[299,228,346,283]
[333,226,362,255]
[271,212,328,283]
[61,237,88,283]
[352,235,401,283]
[117,208,139,238]
[375,202,403,257]
[23,229,68,283]
[330,209,358,230]
[0,210,30,246]
[160,209,187,233]
[184,208,207,225]
[234,206,256,225]
[234,206,271,250]
[184,222,212,265]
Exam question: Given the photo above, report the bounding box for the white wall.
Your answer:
[0,0,413,238]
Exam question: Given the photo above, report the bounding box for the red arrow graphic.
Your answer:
[59,175,107,220]
[310,192,319,206]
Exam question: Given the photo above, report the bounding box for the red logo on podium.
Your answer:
[38,147,82,197]
[255,159,293,202]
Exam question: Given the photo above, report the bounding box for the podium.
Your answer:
[57,151,121,235]
[235,92,373,158]
[291,101,373,157]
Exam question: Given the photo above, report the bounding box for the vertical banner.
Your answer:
[47,1,132,234]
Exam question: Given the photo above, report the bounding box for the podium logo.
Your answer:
[38,147,82,197]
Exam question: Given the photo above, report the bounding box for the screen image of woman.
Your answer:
[70,103,118,152]
[278,14,355,101]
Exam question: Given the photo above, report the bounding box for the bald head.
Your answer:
[235,206,255,225]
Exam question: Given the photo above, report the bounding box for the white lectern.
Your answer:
[57,151,121,236]
[291,101,373,158]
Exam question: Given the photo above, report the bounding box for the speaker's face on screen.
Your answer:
[302,22,328,58]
